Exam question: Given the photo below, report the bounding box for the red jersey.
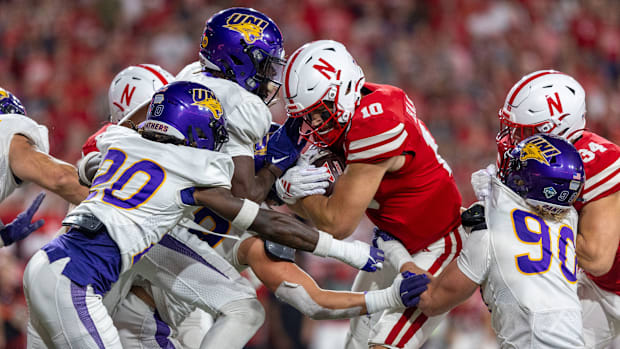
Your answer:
[82,123,112,156]
[340,83,462,253]
[574,131,620,295]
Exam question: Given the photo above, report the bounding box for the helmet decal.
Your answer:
[520,135,561,166]
[191,88,223,119]
[0,88,9,100]
[223,12,269,44]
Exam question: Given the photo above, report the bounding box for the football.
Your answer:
[310,148,346,196]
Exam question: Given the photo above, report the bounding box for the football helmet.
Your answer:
[496,70,586,158]
[143,81,228,151]
[199,7,285,104]
[284,40,365,147]
[501,133,585,216]
[108,64,174,123]
[0,87,26,115]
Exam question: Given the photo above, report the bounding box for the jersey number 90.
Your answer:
[512,209,577,283]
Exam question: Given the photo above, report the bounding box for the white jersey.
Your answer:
[69,125,233,275]
[0,113,49,202]
[176,61,271,158]
[457,177,584,348]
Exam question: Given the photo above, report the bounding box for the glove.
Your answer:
[361,243,386,272]
[471,164,496,201]
[266,117,307,173]
[78,151,102,187]
[0,193,45,247]
[372,229,414,271]
[275,165,331,204]
[364,271,429,313]
[313,231,385,272]
[397,271,430,307]
[461,202,487,233]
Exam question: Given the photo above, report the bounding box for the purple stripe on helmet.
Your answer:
[158,234,228,278]
[70,282,105,349]
[153,310,175,348]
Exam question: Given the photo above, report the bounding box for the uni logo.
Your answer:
[520,135,561,166]
[223,13,269,44]
[192,88,223,119]
[0,88,8,100]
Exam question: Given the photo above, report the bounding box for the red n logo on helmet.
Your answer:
[546,92,563,116]
[121,84,136,106]
[313,58,336,79]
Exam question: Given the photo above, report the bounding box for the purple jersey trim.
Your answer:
[153,310,175,348]
[43,228,121,295]
[158,234,228,278]
[70,282,105,349]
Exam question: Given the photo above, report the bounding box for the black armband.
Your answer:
[264,240,296,263]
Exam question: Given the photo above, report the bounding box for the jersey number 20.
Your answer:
[87,148,166,209]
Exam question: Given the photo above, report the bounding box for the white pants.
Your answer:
[578,271,620,349]
[346,227,465,349]
[24,250,122,348]
[114,291,182,349]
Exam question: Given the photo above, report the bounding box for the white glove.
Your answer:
[471,164,496,201]
[276,164,331,204]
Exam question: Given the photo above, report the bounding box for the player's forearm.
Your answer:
[298,195,355,239]
[250,209,319,252]
[576,233,614,276]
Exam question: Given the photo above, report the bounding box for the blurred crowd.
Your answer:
[1,0,620,348]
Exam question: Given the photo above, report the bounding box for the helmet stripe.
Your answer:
[508,71,559,105]
[284,47,304,101]
[136,64,170,85]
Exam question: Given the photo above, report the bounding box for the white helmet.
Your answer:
[497,70,586,158]
[284,40,365,147]
[108,64,173,123]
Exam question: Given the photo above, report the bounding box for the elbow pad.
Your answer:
[274,281,362,320]
[78,151,102,187]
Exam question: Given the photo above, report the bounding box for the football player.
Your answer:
[490,70,620,348]
[280,40,466,348]
[418,134,586,349]
[0,88,89,247]
[27,80,382,348]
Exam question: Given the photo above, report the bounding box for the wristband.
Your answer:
[231,199,260,231]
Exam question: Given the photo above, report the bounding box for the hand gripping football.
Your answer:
[310,149,346,196]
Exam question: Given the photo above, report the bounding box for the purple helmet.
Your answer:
[143,81,228,151]
[502,133,585,215]
[0,87,26,115]
[199,7,285,104]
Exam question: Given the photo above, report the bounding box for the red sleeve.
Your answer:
[344,87,409,164]
[574,131,620,210]
[82,123,112,156]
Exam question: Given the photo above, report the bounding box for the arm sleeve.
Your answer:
[0,114,49,154]
[456,229,490,284]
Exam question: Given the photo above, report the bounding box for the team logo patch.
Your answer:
[0,88,8,100]
[223,13,268,44]
[153,94,165,104]
[191,88,223,119]
[520,135,561,166]
[543,186,557,199]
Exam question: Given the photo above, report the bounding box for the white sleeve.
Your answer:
[195,151,234,189]
[456,229,490,284]
[0,114,49,154]
[221,101,271,158]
